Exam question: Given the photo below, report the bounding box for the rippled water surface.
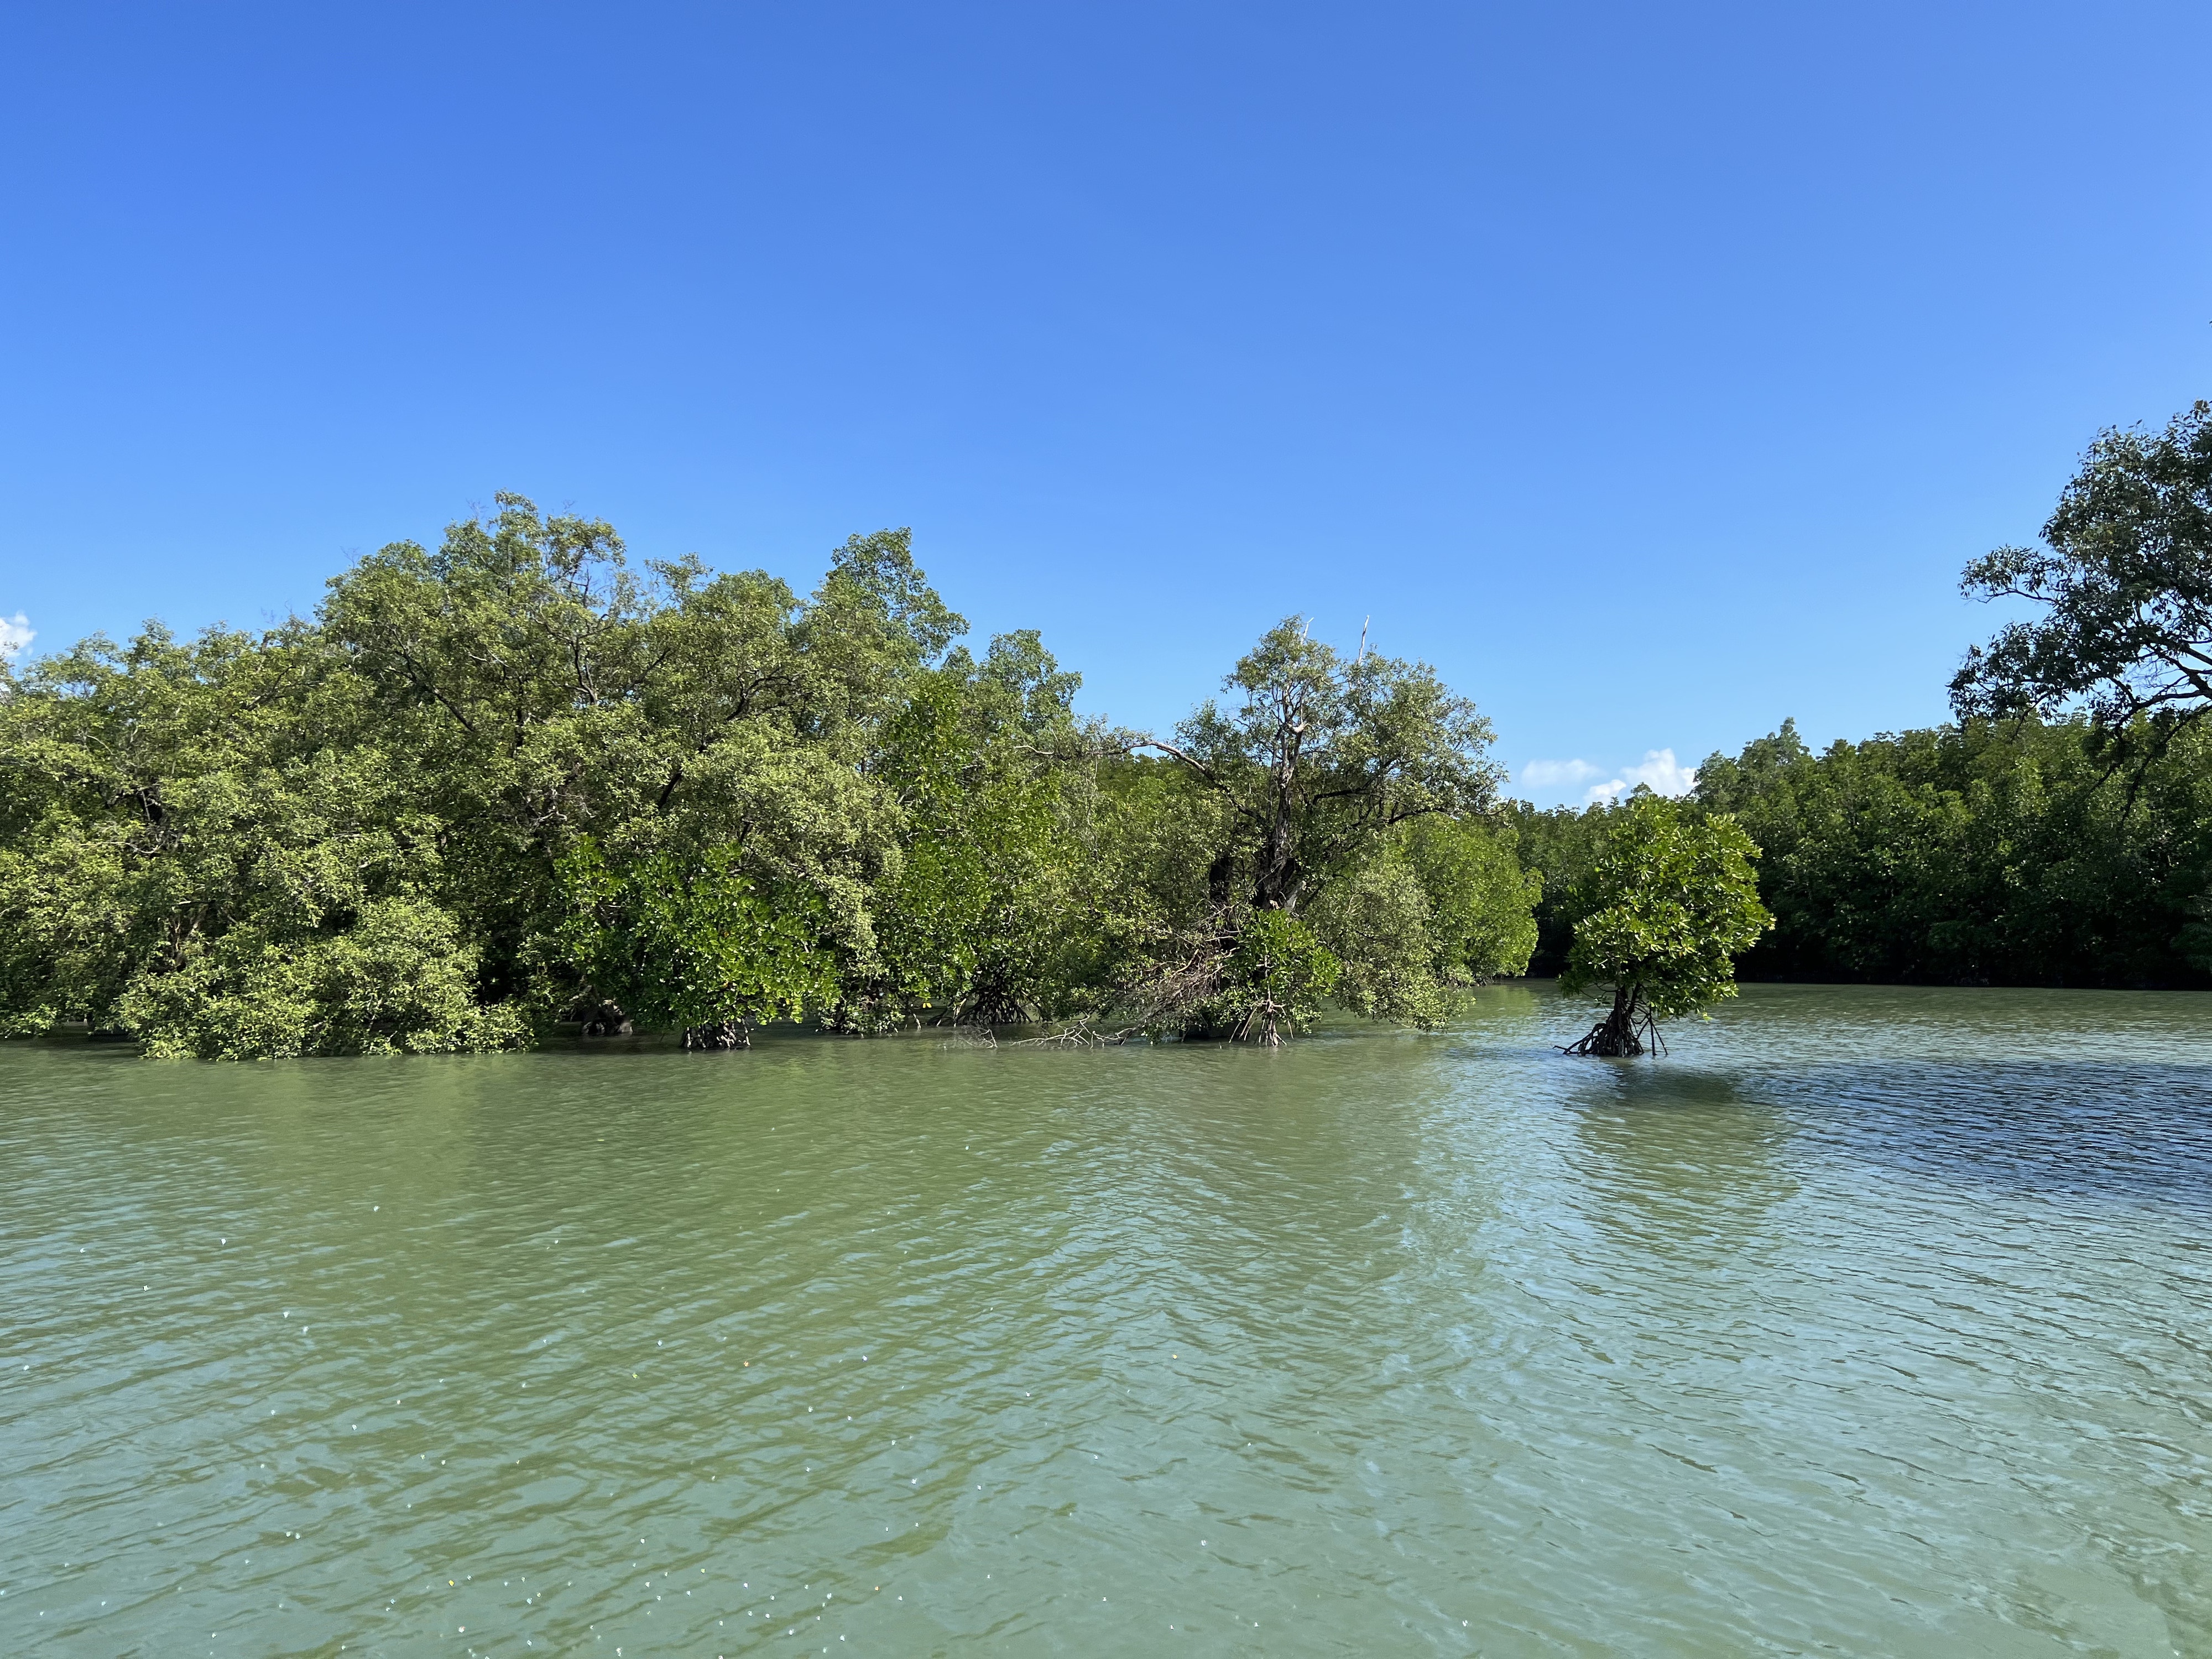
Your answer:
[5,984,2211,1657]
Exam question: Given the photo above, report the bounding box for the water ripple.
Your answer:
[2,984,2208,1655]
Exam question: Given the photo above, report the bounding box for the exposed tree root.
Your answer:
[1562,989,1666,1057]
[1227,995,1286,1046]
[1009,1019,1138,1047]
[956,973,1033,1030]
[683,1021,750,1050]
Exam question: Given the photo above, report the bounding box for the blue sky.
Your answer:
[3,1,2207,805]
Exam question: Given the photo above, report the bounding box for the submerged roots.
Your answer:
[1562,996,1666,1057]
[682,1021,750,1050]
[1009,1019,1136,1048]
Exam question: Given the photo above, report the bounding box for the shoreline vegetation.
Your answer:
[0,505,1541,1059]
[4,401,2208,1057]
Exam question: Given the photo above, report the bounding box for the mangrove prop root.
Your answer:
[1009,1020,1137,1048]
[682,1021,750,1050]
[1228,994,1286,1046]
[1562,995,1667,1058]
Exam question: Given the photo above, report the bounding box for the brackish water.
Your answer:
[4,984,2210,1657]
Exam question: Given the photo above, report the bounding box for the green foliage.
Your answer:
[1558,794,1771,1021]
[0,498,961,1055]
[1694,714,2212,984]
[0,615,521,1054]
[1953,401,2212,737]
[1306,856,1441,1026]
[863,632,1101,1027]
[0,509,1535,1055]
[319,495,932,1010]
[1397,815,1541,984]
[1204,909,1341,1039]
[1302,818,1541,1029]
[119,899,526,1060]
[560,839,838,1036]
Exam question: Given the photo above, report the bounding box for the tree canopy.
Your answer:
[1557,794,1770,1056]
[1146,618,1503,912]
[25,409,2212,1060]
[1690,713,2212,985]
[1117,617,1520,1040]
[1953,400,2212,743]
[0,502,1538,1055]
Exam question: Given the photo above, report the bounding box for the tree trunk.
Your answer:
[1564,985,1656,1056]
[1250,844,1304,915]
[1206,849,1239,911]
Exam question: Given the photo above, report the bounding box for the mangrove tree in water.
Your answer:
[1559,794,1770,1056]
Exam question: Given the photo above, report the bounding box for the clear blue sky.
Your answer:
[4,2,2207,804]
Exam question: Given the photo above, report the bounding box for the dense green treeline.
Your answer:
[8,401,2205,1051]
[0,496,1538,1056]
[1511,398,2212,991]
[1698,717,2212,986]
[1511,718,2212,989]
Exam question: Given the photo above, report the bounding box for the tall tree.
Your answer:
[1121,617,1515,1040]
[1953,400,2212,746]
[1146,617,1502,914]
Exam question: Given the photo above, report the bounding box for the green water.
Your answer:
[4,984,2209,1657]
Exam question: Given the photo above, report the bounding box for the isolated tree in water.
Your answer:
[1560,793,1770,1056]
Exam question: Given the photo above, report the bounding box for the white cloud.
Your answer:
[1584,748,1698,804]
[1520,758,1603,789]
[0,613,31,661]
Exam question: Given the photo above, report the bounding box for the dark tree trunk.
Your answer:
[1206,849,1239,911]
[1250,837,1304,915]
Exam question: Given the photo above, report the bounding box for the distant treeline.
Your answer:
[1510,716,2212,988]
[1508,395,2212,991]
